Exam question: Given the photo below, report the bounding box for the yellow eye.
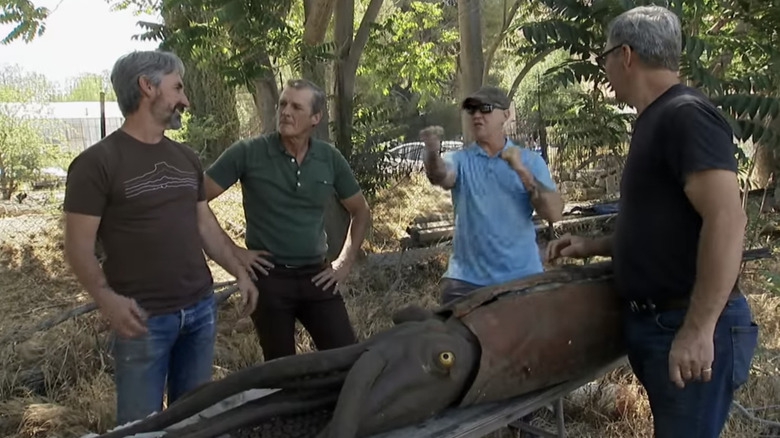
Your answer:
[438,351,455,367]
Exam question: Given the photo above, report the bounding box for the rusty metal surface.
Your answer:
[437,262,615,320]
[457,274,625,406]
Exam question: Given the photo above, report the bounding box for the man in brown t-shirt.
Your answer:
[62,50,258,428]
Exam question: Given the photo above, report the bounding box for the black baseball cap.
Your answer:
[461,85,511,109]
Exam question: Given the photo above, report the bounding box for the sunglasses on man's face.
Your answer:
[464,103,499,115]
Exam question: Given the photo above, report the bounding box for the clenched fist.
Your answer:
[500,145,522,168]
[420,126,445,154]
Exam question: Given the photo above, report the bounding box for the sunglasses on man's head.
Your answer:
[463,103,499,115]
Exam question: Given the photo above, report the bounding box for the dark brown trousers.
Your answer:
[250,261,357,361]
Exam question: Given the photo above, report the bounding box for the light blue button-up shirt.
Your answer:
[441,137,556,286]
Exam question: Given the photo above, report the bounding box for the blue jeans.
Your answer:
[440,278,482,304]
[110,293,217,426]
[624,294,759,438]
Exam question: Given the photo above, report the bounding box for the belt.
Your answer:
[267,259,327,275]
[278,261,326,270]
[626,289,741,314]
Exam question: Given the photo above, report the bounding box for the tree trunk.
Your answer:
[327,0,383,261]
[1,182,13,200]
[305,62,330,141]
[333,0,384,158]
[327,0,356,262]
[302,0,337,141]
[252,55,280,135]
[0,153,11,200]
[539,125,549,163]
[752,142,774,188]
[507,48,555,101]
[333,0,356,157]
[483,0,521,82]
[458,0,484,143]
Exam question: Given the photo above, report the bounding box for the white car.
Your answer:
[388,141,463,172]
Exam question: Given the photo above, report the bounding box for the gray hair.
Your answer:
[110,50,186,116]
[285,78,326,115]
[606,5,682,71]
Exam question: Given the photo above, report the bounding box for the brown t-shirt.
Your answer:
[64,129,213,315]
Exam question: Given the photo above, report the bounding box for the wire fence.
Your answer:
[0,186,249,247]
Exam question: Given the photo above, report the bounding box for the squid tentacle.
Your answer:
[318,350,387,438]
[96,343,366,438]
[164,389,339,438]
[273,371,349,391]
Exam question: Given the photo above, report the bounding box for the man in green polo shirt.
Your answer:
[204,78,371,360]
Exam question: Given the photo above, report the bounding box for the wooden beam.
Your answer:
[404,213,619,248]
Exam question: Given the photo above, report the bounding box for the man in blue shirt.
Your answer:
[422,85,563,304]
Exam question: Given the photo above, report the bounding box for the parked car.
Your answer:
[32,167,67,190]
[387,140,463,172]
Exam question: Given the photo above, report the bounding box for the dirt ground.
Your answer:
[0,174,778,438]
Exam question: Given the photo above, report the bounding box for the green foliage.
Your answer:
[108,0,159,14]
[0,108,70,200]
[671,0,780,149]
[0,65,80,199]
[160,110,232,167]
[343,95,409,202]
[165,111,230,166]
[119,0,300,92]
[547,92,633,164]
[542,59,604,88]
[1,66,117,103]
[714,94,780,145]
[359,1,458,108]
[510,0,780,171]
[0,0,49,44]
[290,37,338,77]
[0,64,57,102]
[56,73,117,102]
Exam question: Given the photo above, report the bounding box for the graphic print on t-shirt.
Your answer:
[124,161,198,198]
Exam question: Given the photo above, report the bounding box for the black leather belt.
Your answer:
[626,289,741,314]
[268,259,327,275]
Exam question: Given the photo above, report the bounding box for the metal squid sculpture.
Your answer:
[88,250,766,438]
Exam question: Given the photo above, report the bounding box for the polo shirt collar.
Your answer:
[271,131,323,159]
[472,136,514,157]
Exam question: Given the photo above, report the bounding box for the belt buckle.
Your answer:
[628,299,656,313]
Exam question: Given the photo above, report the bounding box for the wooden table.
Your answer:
[371,358,627,438]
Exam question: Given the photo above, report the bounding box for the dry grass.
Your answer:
[363,173,452,252]
[0,174,778,438]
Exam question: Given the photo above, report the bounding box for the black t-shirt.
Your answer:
[612,83,739,301]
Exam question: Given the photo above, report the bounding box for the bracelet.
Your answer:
[528,185,540,200]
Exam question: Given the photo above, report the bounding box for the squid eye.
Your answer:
[438,351,455,368]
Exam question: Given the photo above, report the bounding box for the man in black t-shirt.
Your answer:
[546,5,758,437]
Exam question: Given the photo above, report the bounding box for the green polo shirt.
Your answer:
[206,132,362,266]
